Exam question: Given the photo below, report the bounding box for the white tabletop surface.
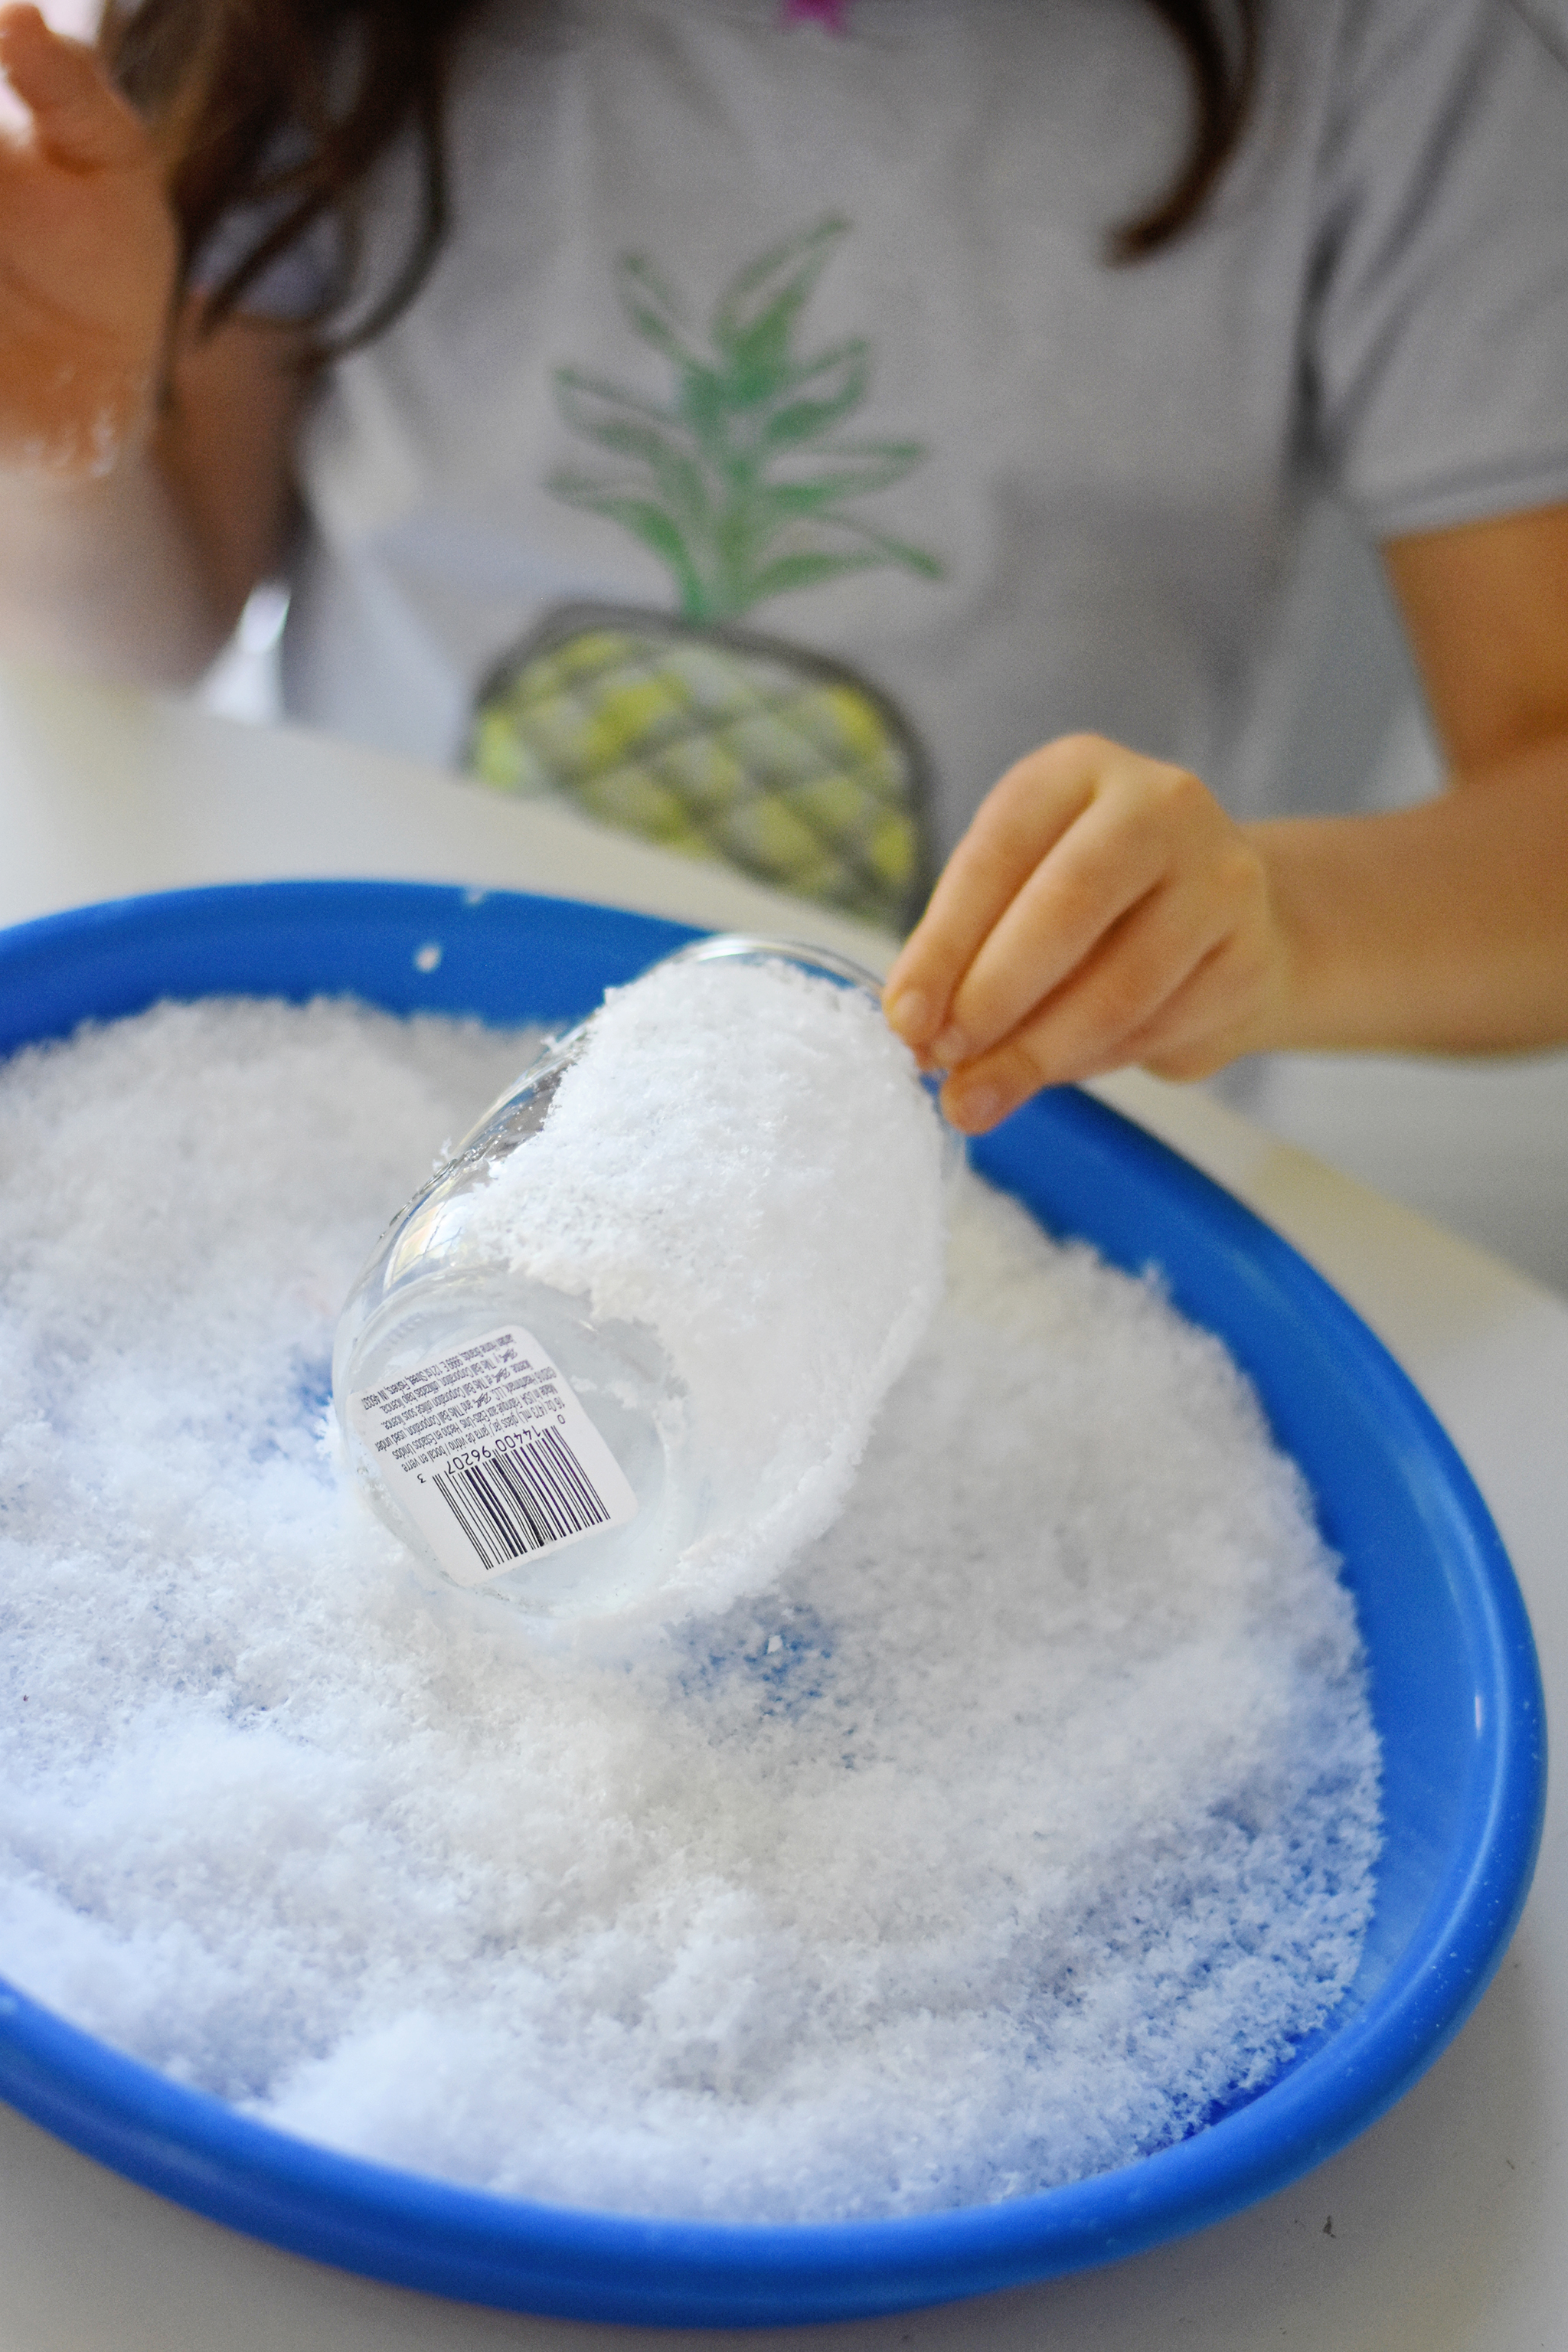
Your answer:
[1,659,1563,2352]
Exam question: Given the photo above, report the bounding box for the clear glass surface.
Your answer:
[332,935,897,1615]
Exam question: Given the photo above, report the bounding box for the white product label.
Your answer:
[350,1326,637,1586]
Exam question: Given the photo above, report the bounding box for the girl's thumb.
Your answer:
[0,5,148,170]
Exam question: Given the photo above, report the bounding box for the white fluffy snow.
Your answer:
[466,952,948,1612]
[0,997,1380,2220]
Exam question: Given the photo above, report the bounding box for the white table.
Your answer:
[2,660,1563,2352]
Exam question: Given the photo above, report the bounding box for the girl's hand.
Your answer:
[884,733,1288,1132]
[0,4,177,482]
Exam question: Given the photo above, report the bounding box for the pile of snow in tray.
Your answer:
[467,952,948,1614]
[0,998,1381,2220]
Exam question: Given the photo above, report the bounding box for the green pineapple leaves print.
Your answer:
[547,216,945,623]
[469,218,942,930]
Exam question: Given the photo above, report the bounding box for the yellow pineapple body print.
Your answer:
[467,218,944,932]
[472,605,932,925]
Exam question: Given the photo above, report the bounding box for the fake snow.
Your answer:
[465,954,949,1614]
[0,998,1380,2220]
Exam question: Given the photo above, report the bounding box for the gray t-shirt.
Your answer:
[260,0,1568,920]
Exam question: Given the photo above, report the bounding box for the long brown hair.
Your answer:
[101,0,1263,350]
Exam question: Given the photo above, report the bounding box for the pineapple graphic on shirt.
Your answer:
[468,217,944,929]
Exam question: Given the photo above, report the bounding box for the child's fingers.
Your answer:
[884,737,1103,1053]
[938,879,1229,1131]
[887,738,1221,1074]
[929,775,1189,1065]
[0,5,146,171]
[937,822,1279,1131]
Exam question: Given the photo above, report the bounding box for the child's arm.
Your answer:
[885,501,1568,1133]
[0,5,308,683]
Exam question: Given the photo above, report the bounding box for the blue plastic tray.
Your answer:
[0,881,1546,2328]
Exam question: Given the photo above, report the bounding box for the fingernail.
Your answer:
[884,988,929,1041]
[946,1080,1003,1132]
[931,1025,967,1067]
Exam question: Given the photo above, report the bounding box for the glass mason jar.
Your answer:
[332,934,939,1622]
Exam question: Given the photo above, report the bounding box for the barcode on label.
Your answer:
[350,1324,638,1587]
[431,1429,612,1571]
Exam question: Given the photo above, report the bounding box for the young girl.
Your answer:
[2,0,1566,1134]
